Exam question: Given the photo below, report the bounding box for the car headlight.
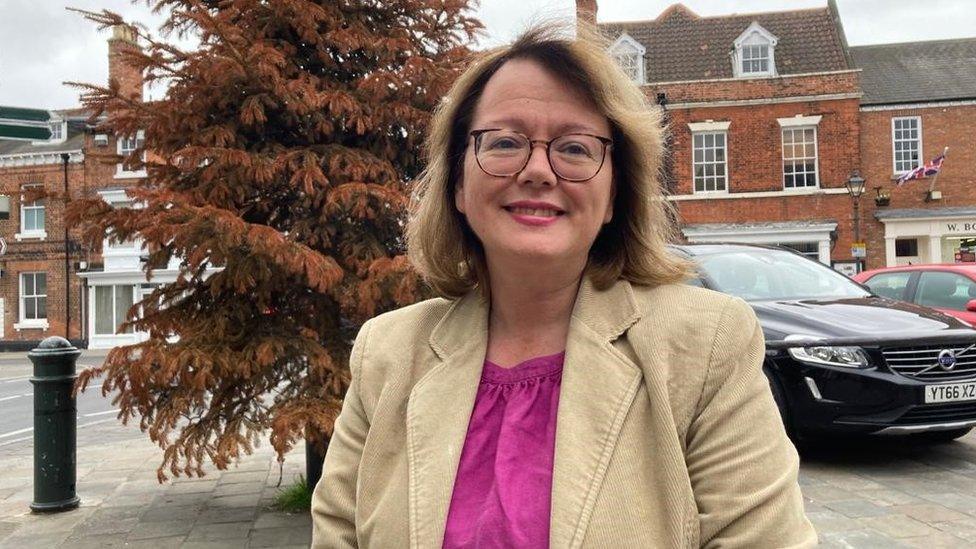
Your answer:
[788,345,871,368]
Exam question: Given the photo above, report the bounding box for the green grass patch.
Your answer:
[274,475,312,512]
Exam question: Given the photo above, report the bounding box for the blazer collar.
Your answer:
[428,276,642,358]
[408,277,645,548]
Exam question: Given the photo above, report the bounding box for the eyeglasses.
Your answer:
[469,128,613,182]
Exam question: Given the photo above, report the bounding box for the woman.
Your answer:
[311,24,816,548]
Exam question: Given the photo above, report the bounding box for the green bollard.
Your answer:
[28,336,82,513]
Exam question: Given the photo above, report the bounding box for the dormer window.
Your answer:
[609,33,646,84]
[732,22,778,78]
[49,120,63,141]
[741,44,770,74]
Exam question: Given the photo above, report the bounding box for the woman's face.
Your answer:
[455,58,615,273]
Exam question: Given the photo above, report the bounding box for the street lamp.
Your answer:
[846,171,866,270]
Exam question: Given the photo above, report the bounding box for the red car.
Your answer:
[854,264,976,324]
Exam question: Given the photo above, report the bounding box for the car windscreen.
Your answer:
[696,249,872,301]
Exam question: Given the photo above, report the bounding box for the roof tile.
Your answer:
[851,38,976,105]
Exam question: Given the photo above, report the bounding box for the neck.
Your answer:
[486,256,585,334]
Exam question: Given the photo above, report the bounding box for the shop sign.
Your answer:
[851,242,866,258]
[944,222,976,234]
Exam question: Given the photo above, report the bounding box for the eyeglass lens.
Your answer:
[475,130,606,181]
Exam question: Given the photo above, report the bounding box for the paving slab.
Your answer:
[181,541,247,549]
[824,499,892,518]
[247,525,312,547]
[819,529,914,549]
[185,521,253,542]
[856,514,943,538]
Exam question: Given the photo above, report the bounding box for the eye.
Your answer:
[556,139,596,158]
[482,134,527,153]
[487,137,521,150]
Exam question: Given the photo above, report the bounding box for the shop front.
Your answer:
[875,207,976,267]
[681,220,838,265]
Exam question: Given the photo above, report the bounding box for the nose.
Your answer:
[516,142,557,187]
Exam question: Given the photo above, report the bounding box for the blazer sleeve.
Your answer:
[685,297,818,548]
[310,319,373,549]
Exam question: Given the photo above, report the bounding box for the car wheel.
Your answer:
[764,369,794,440]
[909,427,973,444]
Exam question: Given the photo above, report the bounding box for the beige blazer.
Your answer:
[311,278,817,548]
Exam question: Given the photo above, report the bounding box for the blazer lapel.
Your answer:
[406,291,488,548]
[550,278,644,548]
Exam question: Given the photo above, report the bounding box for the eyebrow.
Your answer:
[478,118,604,136]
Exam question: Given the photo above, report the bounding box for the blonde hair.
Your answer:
[407,22,694,299]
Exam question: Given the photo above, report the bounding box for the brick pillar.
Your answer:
[576,0,598,26]
[108,25,143,102]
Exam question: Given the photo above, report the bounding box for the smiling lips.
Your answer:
[503,201,565,226]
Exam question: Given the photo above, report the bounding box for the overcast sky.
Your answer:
[1,0,974,110]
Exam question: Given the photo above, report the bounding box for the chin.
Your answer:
[497,241,575,262]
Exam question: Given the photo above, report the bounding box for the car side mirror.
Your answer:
[966,299,976,312]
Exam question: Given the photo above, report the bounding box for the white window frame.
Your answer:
[778,116,821,190]
[689,121,731,194]
[98,190,143,256]
[116,129,147,178]
[741,44,770,74]
[94,284,136,335]
[891,116,923,175]
[15,183,47,241]
[781,126,820,190]
[15,272,48,330]
[49,119,65,142]
[732,22,778,78]
[609,33,646,84]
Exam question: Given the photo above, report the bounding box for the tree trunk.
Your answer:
[305,436,328,491]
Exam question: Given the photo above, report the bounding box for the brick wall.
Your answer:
[860,104,976,269]
[0,161,87,342]
[649,71,860,104]
[664,97,861,195]
[661,95,863,265]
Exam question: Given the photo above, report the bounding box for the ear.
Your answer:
[455,181,466,214]
[603,179,616,224]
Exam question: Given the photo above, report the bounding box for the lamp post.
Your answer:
[61,153,70,341]
[846,171,866,271]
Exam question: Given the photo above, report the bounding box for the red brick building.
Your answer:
[582,1,976,276]
[0,107,87,348]
[591,1,863,270]
[0,25,178,350]
[852,38,976,269]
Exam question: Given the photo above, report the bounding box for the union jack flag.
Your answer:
[897,152,946,185]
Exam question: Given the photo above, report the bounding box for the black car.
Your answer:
[672,243,976,443]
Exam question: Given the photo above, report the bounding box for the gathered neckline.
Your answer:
[481,351,565,384]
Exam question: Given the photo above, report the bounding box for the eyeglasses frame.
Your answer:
[468,128,614,183]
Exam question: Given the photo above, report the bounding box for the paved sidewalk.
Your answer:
[800,431,976,548]
[0,420,312,548]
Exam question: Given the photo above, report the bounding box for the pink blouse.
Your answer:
[442,351,565,549]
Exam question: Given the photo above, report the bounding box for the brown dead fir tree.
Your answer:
[67,0,481,480]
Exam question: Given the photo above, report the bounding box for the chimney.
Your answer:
[107,25,143,102]
[576,0,598,26]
